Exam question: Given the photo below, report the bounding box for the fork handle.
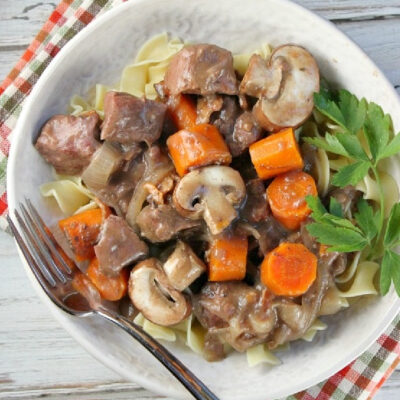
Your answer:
[96,309,219,400]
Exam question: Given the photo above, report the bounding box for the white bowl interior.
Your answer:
[7,0,400,399]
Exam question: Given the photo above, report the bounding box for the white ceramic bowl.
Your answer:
[7,0,400,399]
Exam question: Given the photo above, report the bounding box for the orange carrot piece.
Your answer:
[267,170,317,230]
[59,208,104,262]
[249,128,304,180]
[208,234,248,281]
[261,242,317,297]
[168,94,197,131]
[167,123,232,176]
[87,258,129,301]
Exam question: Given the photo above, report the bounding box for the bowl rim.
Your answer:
[7,0,400,398]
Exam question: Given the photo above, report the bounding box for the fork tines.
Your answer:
[7,199,72,287]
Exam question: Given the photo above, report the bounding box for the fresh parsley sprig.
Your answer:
[381,204,400,295]
[303,87,400,295]
[305,90,398,189]
[306,197,400,295]
[305,196,370,253]
[305,88,400,244]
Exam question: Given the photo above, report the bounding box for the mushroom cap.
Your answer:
[243,44,319,131]
[173,165,246,234]
[239,54,284,99]
[128,258,191,326]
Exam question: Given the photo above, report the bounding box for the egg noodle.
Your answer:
[40,33,384,367]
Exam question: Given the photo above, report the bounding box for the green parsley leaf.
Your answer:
[325,215,363,231]
[380,250,400,296]
[306,195,362,232]
[354,199,378,243]
[314,91,346,129]
[380,250,393,295]
[383,203,400,248]
[304,134,348,157]
[331,161,371,187]
[378,132,400,160]
[392,257,400,297]
[363,102,391,163]
[306,195,366,251]
[305,195,327,221]
[338,90,367,135]
[306,223,368,252]
[335,132,369,161]
[313,89,366,135]
[329,197,343,218]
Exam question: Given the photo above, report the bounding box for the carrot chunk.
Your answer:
[261,242,317,297]
[267,170,317,230]
[249,128,304,180]
[208,234,248,281]
[168,94,197,130]
[167,123,232,176]
[59,208,104,261]
[87,258,129,301]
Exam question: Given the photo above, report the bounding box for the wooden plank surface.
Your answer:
[0,1,399,399]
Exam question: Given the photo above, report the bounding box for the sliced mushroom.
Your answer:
[173,165,246,235]
[239,54,284,99]
[240,45,319,131]
[144,175,176,206]
[163,241,207,291]
[196,94,224,124]
[128,258,191,326]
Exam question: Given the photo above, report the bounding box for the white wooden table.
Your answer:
[0,1,399,399]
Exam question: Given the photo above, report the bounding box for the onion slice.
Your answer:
[82,142,123,190]
[126,149,174,228]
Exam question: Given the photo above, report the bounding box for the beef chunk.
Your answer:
[255,217,288,255]
[241,179,268,223]
[136,204,200,242]
[35,112,100,175]
[212,98,261,156]
[212,96,241,139]
[95,215,148,276]
[101,91,167,146]
[164,44,238,96]
[194,282,277,352]
[229,111,262,156]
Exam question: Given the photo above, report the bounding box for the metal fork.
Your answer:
[7,199,219,400]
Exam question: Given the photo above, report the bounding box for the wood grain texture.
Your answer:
[295,0,400,20]
[0,1,399,399]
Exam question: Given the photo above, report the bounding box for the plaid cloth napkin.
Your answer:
[0,1,399,398]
